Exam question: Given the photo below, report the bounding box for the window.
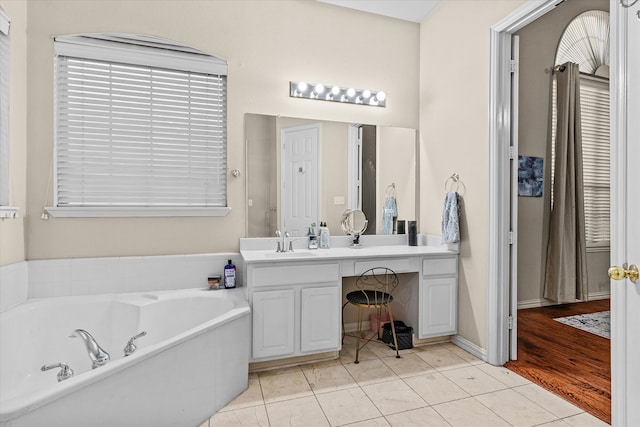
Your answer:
[550,75,610,247]
[0,8,15,218]
[49,34,229,217]
[550,10,610,247]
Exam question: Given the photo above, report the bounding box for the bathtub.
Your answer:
[0,288,250,427]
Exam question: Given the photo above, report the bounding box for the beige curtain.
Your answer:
[543,62,588,303]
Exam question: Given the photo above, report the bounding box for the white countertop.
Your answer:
[240,234,458,264]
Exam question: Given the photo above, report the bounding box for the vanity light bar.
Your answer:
[289,81,386,107]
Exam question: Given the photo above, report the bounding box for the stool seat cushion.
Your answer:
[346,290,393,306]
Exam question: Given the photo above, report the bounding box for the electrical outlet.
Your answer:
[334,196,345,205]
[248,199,253,207]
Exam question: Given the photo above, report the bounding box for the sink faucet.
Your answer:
[275,230,291,252]
[70,329,110,369]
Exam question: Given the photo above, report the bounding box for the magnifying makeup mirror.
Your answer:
[341,209,368,248]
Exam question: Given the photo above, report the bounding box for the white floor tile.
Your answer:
[315,387,382,426]
[561,412,610,426]
[441,365,509,396]
[208,405,270,427]
[259,370,313,403]
[475,388,558,427]
[403,372,470,405]
[513,383,584,418]
[343,358,399,386]
[432,397,511,427]
[302,363,358,394]
[266,395,330,427]
[219,377,264,411]
[413,345,472,371]
[361,379,427,415]
[385,406,451,427]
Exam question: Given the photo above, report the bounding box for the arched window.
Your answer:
[551,11,610,247]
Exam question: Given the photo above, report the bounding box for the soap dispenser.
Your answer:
[319,222,331,249]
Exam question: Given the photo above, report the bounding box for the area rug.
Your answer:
[554,311,610,339]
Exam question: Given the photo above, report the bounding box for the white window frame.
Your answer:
[0,8,17,219]
[550,73,610,248]
[47,34,230,218]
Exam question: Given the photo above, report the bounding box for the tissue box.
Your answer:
[369,312,391,337]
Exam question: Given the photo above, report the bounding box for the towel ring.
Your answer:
[386,183,396,197]
[445,173,466,196]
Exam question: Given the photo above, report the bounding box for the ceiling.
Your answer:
[317,0,442,23]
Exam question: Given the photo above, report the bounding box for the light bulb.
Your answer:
[346,88,356,97]
[314,83,325,94]
[331,86,340,95]
[362,90,371,98]
[375,91,386,102]
[297,82,308,92]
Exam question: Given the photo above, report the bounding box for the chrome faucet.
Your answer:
[41,362,74,382]
[70,329,110,369]
[275,229,291,252]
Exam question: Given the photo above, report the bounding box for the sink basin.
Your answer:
[263,251,317,258]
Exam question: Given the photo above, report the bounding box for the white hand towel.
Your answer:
[442,192,460,243]
[381,195,397,235]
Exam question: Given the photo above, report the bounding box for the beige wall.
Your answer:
[0,0,27,267]
[23,0,419,260]
[419,1,526,350]
[515,0,609,304]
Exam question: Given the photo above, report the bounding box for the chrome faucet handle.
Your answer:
[276,241,282,252]
[288,241,294,252]
[124,331,147,357]
[41,362,74,382]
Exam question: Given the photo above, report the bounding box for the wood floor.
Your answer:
[505,299,611,424]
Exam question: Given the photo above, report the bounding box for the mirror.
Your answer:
[341,209,368,248]
[245,114,417,238]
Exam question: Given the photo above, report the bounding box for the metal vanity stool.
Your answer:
[342,267,400,363]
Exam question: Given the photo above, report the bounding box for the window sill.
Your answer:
[0,206,19,219]
[45,207,231,218]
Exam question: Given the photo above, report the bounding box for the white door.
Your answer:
[611,3,640,425]
[281,124,320,236]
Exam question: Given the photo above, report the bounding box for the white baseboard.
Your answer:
[451,335,488,363]
[518,291,611,310]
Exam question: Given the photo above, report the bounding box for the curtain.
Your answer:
[543,62,588,303]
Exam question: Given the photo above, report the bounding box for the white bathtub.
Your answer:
[0,288,250,427]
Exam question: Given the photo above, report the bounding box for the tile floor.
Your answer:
[200,338,610,427]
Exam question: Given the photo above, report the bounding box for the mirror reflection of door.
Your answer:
[281,124,320,237]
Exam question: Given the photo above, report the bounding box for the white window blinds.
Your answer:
[580,77,610,246]
[551,75,610,246]
[53,35,228,213]
[0,9,10,207]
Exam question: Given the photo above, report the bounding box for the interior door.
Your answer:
[509,35,520,360]
[610,2,639,425]
[281,124,320,236]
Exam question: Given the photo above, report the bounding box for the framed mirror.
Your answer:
[245,114,417,238]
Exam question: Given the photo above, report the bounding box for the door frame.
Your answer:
[488,0,627,422]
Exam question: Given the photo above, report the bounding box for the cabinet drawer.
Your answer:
[250,263,339,287]
[422,257,457,277]
[354,258,412,275]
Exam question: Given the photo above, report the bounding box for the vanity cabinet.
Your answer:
[248,262,341,361]
[419,256,458,338]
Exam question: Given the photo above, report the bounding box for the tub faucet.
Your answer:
[41,362,74,382]
[70,329,110,369]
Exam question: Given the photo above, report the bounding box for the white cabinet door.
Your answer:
[252,289,295,359]
[300,286,340,353]
[419,277,457,338]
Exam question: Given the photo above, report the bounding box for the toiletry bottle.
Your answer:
[308,223,319,249]
[224,259,236,289]
[408,221,417,246]
[319,222,331,249]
